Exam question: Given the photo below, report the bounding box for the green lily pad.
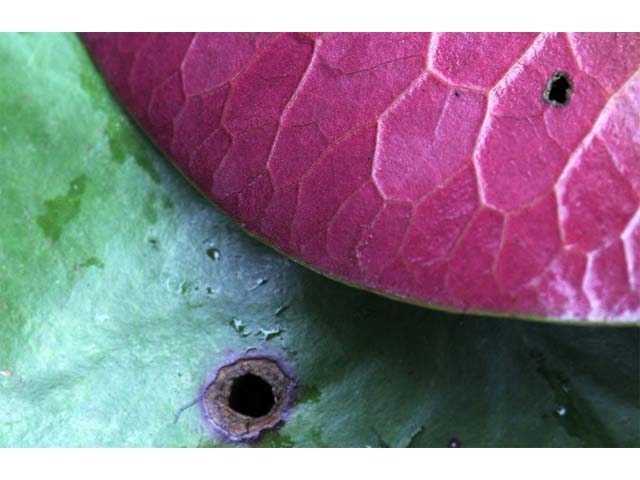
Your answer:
[0,33,638,447]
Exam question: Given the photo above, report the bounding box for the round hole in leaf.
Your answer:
[202,356,295,442]
[228,373,275,418]
[543,71,573,107]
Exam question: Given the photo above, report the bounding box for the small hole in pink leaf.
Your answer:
[543,71,573,107]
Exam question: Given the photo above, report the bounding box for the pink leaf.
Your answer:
[82,33,640,323]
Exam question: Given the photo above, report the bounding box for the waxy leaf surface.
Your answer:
[82,33,640,323]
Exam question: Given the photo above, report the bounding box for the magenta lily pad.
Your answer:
[82,33,640,323]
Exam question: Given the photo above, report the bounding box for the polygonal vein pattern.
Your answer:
[82,32,640,322]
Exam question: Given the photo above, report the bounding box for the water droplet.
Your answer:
[206,246,221,261]
[229,318,251,337]
[556,405,567,417]
[249,277,269,291]
[256,325,283,341]
[179,281,192,295]
[448,437,461,448]
[206,286,216,296]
